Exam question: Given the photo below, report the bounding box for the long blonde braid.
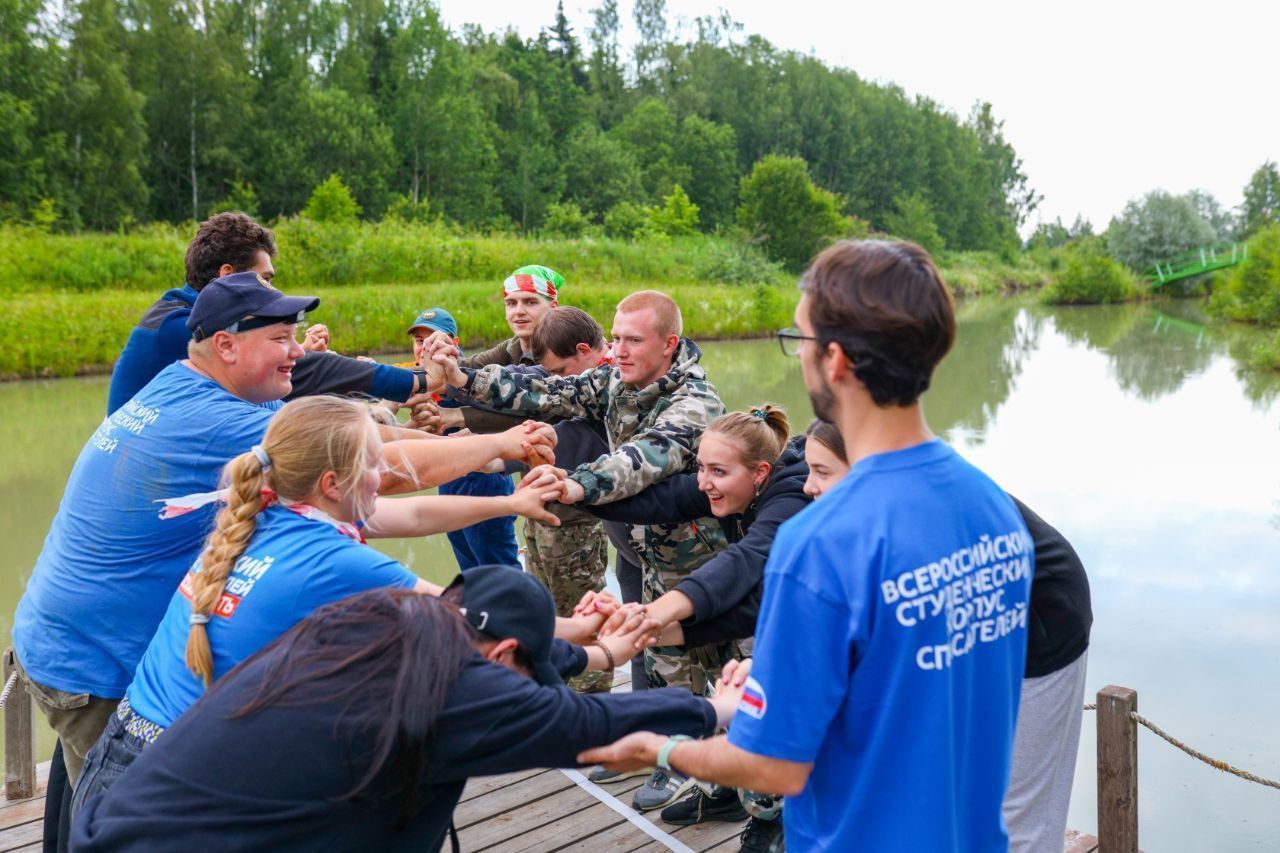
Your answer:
[184,396,381,686]
[185,452,266,686]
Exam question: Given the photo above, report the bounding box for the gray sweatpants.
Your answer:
[1003,651,1089,853]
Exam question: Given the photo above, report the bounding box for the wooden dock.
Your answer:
[0,667,1100,851]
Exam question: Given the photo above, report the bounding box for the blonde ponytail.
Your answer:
[706,403,791,470]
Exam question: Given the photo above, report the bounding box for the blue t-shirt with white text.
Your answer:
[127,506,418,727]
[728,440,1032,852]
[13,363,282,697]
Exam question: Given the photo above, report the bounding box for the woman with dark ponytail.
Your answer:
[72,571,749,852]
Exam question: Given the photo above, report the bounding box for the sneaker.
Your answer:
[631,768,696,811]
[587,765,653,784]
[739,815,785,853]
[659,786,748,826]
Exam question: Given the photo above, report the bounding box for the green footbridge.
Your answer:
[1147,242,1247,287]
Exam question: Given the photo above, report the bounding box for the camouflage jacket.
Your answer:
[464,339,726,505]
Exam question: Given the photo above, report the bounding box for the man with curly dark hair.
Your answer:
[107,212,428,414]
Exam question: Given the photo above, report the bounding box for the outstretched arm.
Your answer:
[364,480,565,539]
[378,421,556,495]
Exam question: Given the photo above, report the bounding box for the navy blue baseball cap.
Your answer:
[445,564,562,687]
[187,272,320,342]
[406,307,458,338]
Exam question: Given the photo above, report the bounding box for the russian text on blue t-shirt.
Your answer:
[127,506,418,727]
[13,362,282,697]
[728,440,1032,853]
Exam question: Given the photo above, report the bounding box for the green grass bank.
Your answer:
[0,223,1056,380]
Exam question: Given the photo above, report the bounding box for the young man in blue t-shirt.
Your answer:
[582,240,1033,852]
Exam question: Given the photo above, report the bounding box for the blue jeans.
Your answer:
[437,471,518,570]
[71,708,150,815]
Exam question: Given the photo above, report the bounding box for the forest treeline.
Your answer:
[1,0,1038,254]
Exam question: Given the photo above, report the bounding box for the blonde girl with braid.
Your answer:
[72,396,569,811]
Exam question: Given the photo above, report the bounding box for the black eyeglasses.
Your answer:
[776,326,816,357]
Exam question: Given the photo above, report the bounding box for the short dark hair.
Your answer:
[801,240,955,407]
[185,212,277,290]
[530,306,605,360]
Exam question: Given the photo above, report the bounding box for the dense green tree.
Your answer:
[1105,190,1218,270]
[58,0,150,228]
[632,0,668,86]
[586,0,626,127]
[0,0,63,220]
[497,92,565,232]
[676,116,737,230]
[884,192,945,255]
[612,99,689,201]
[2,0,1043,243]
[1241,161,1280,238]
[385,3,499,225]
[738,155,846,269]
[967,102,1040,241]
[562,125,644,220]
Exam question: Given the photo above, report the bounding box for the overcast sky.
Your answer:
[436,0,1277,235]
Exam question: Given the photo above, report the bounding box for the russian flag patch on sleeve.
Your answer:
[738,676,767,719]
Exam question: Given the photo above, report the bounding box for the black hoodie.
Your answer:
[586,437,813,647]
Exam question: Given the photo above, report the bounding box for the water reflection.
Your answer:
[930,298,1044,443]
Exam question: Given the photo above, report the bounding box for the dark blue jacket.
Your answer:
[107,286,416,414]
[587,437,812,647]
[72,634,714,852]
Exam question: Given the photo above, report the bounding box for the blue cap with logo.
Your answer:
[406,307,458,338]
[444,564,562,687]
[187,272,319,342]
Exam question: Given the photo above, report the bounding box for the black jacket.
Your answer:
[586,437,812,647]
[72,634,714,852]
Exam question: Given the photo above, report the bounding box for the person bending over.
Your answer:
[70,569,748,852]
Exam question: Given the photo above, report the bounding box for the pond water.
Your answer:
[2,296,1279,850]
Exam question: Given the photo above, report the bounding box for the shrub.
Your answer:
[302,174,361,224]
[542,202,589,238]
[737,155,846,270]
[603,202,651,240]
[1207,225,1280,324]
[383,194,432,224]
[691,240,785,285]
[649,185,700,236]
[1040,239,1142,304]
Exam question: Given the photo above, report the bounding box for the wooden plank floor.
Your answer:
[0,671,1100,852]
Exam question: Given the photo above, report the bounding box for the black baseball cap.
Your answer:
[187,271,320,342]
[445,564,562,687]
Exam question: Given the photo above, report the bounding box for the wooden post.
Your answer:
[1096,685,1138,852]
[3,648,37,800]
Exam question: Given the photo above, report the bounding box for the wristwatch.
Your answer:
[412,367,427,394]
[657,735,692,772]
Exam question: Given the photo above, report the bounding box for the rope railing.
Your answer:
[0,672,16,711]
[1084,701,1280,791]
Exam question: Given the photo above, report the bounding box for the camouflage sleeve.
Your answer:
[465,364,611,421]
[569,379,726,505]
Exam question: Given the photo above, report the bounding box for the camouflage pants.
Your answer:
[524,513,610,693]
[631,519,740,694]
